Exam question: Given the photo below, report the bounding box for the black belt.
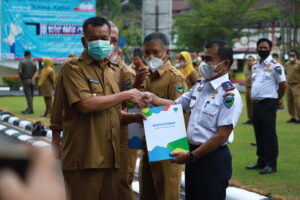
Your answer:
[253,98,277,103]
[189,144,227,151]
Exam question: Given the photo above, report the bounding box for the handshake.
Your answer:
[125,89,156,108]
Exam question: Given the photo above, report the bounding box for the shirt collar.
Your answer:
[209,73,229,90]
[156,60,172,77]
[262,55,273,65]
[79,50,109,67]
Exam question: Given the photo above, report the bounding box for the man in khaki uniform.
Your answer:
[243,56,255,124]
[136,32,187,200]
[285,49,300,123]
[108,22,139,200]
[51,17,146,200]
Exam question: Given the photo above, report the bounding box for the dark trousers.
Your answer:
[252,98,278,168]
[185,145,232,200]
[23,79,34,112]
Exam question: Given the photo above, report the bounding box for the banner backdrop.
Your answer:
[0,0,96,60]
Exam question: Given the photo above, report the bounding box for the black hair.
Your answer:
[143,32,169,50]
[257,38,272,48]
[288,49,299,58]
[83,17,111,36]
[272,53,279,58]
[204,40,234,68]
[24,50,31,57]
[133,48,144,57]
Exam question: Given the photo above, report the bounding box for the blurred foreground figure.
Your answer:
[0,147,66,200]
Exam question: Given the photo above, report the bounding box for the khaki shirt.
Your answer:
[284,60,300,84]
[244,65,252,87]
[186,68,200,89]
[141,61,187,100]
[57,51,122,170]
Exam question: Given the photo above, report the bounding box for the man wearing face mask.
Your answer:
[52,17,147,200]
[137,32,187,200]
[108,22,140,200]
[142,40,243,200]
[246,38,286,174]
[285,49,300,123]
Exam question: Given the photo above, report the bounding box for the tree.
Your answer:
[173,0,279,50]
[96,0,142,46]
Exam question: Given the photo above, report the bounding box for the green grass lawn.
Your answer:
[0,95,300,199]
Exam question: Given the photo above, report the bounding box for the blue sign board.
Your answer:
[0,0,96,60]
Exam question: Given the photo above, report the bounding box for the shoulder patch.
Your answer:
[123,81,133,89]
[274,66,282,75]
[223,93,235,108]
[222,81,235,91]
[176,85,185,94]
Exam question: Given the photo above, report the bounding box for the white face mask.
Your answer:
[175,63,180,68]
[179,61,186,67]
[199,60,224,80]
[289,57,296,62]
[145,51,166,73]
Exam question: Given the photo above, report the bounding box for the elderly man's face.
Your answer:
[144,40,169,62]
[110,27,119,47]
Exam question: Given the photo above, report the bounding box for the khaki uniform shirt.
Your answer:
[141,60,187,100]
[285,60,300,85]
[244,65,252,87]
[186,68,200,89]
[57,50,122,170]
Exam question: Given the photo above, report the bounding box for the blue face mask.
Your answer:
[87,40,112,60]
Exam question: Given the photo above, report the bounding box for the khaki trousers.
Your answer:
[117,128,138,200]
[287,83,300,120]
[63,168,119,200]
[139,151,182,200]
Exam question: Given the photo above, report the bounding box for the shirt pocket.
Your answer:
[263,71,273,79]
[199,103,219,128]
[90,83,103,96]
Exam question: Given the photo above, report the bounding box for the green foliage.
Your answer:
[96,0,142,47]
[174,0,279,50]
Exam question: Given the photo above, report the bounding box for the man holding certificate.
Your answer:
[135,32,187,200]
[144,40,243,200]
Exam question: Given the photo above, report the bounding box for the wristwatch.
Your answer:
[187,151,194,162]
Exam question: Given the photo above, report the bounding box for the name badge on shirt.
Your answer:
[88,79,100,84]
[264,69,272,72]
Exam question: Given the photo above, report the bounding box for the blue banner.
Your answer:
[0,0,96,60]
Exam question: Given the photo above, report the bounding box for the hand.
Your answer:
[0,147,66,200]
[143,92,156,105]
[132,113,146,126]
[278,99,282,106]
[133,67,150,89]
[32,79,35,85]
[126,89,147,108]
[170,152,188,164]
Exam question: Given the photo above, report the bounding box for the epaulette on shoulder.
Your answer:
[222,81,235,91]
[170,67,184,77]
[68,63,81,70]
[271,59,277,64]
